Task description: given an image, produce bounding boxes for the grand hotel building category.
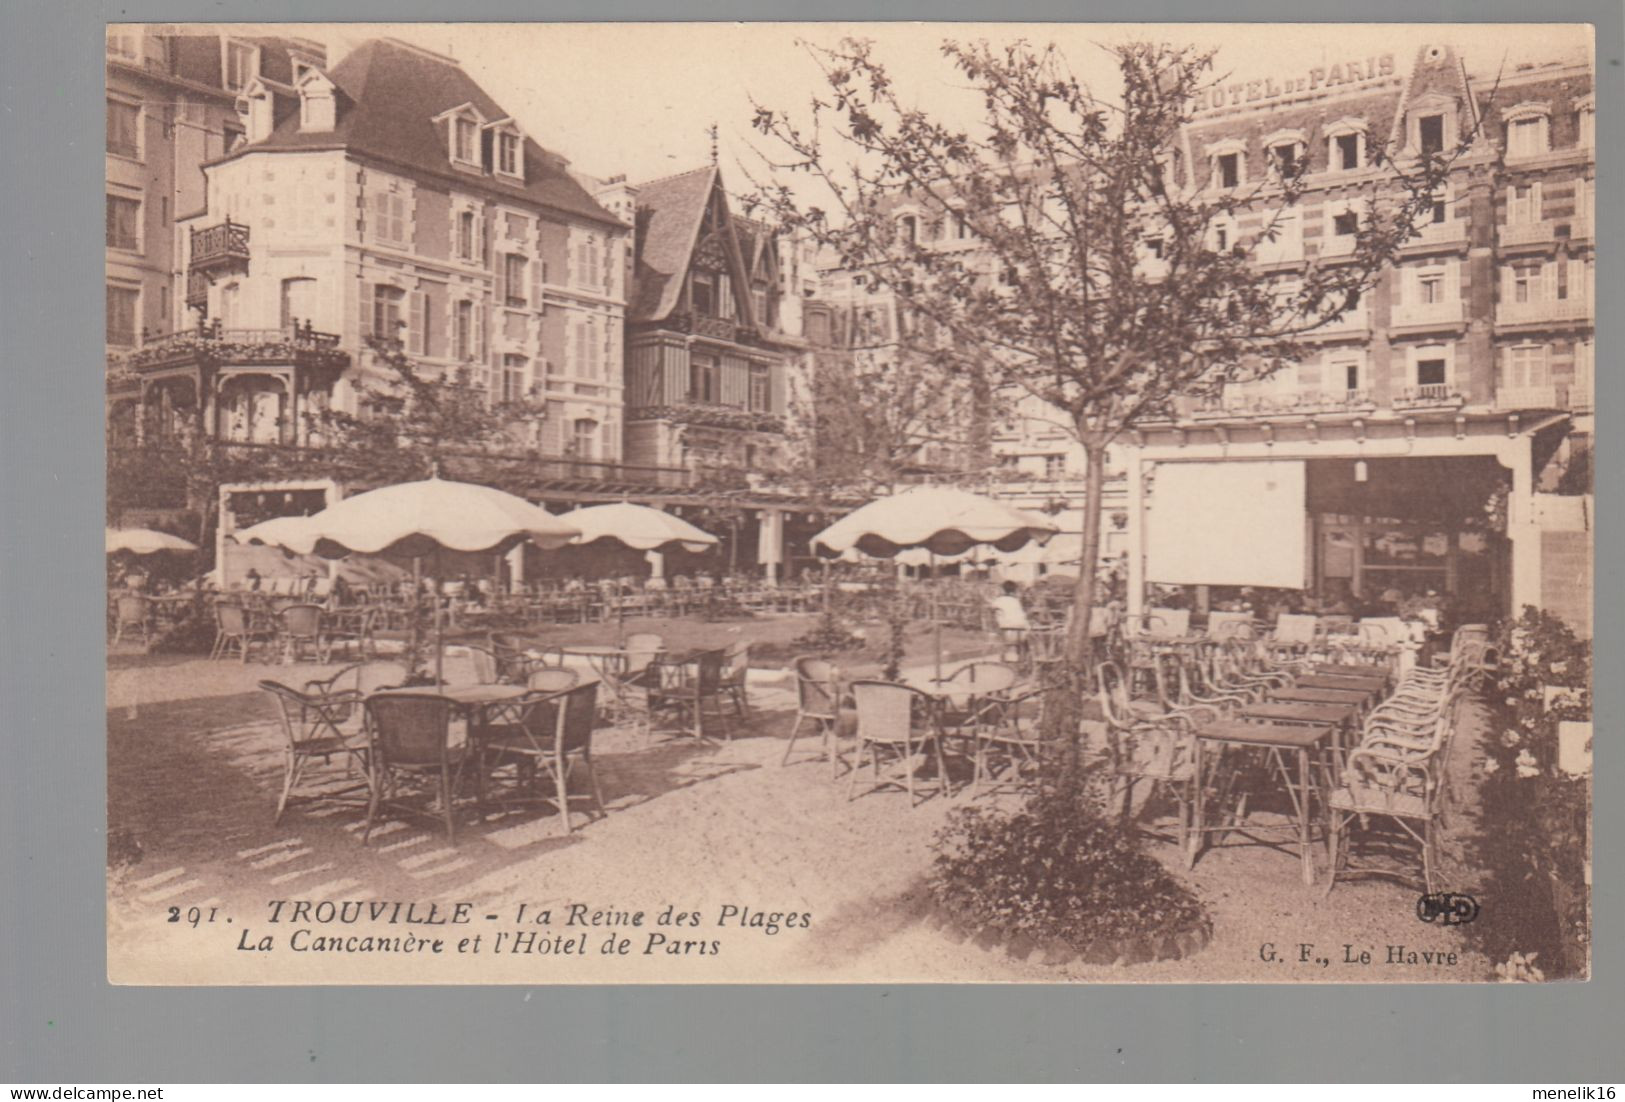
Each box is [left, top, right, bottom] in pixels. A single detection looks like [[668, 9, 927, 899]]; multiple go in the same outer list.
[[1114, 42, 1594, 633]]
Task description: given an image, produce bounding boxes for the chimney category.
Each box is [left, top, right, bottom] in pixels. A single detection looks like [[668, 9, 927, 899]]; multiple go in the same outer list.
[[594, 174, 639, 227]]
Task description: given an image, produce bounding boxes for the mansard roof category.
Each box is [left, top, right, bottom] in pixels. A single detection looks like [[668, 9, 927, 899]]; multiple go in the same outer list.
[[227, 37, 619, 227]]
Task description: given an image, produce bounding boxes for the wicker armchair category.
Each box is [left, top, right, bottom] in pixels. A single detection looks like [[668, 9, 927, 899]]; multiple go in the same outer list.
[[481, 682, 605, 834], [259, 679, 372, 825], [847, 680, 948, 806], [361, 693, 469, 844], [783, 656, 844, 774]]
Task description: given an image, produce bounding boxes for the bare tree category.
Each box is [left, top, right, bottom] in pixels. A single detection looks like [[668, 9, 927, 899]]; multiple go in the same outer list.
[[750, 37, 1479, 721]]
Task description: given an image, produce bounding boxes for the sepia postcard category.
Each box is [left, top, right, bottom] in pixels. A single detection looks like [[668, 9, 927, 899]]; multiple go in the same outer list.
[[105, 21, 1593, 984]]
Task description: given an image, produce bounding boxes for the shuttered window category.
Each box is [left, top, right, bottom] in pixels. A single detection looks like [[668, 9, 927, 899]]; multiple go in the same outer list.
[[503, 254, 527, 306], [372, 189, 408, 248], [409, 291, 428, 355]]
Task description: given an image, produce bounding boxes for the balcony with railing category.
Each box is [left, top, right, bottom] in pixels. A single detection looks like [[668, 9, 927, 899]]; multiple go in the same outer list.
[[124, 320, 347, 374], [188, 218, 251, 274], [1390, 298, 1466, 330], [1188, 387, 1377, 420], [1392, 383, 1466, 411], [1497, 295, 1592, 327], [665, 310, 760, 345], [627, 402, 786, 435]]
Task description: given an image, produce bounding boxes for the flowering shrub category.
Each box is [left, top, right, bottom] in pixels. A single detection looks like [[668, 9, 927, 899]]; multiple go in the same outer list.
[[1465, 607, 1591, 978], [929, 774, 1208, 950], [788, 597, 865, 656]]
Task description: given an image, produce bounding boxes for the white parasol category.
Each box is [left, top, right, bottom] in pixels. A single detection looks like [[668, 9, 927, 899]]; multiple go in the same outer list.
[[556, 502, 719, 554], [811, 486, 1058, 678], [557, 502, 720, 637], [106, 527, 199, 555], [236, 476, 579, 683]]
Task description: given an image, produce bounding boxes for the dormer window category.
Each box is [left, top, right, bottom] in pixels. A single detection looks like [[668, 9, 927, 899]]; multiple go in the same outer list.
[[497, 131, 521, 177], [1418, 114, 1445, 155], [296, 69, 336, 132], [223, 40, 258, 94], [454, 118, 478, 165], [1325, 120, 1366, 172], [898, 214, 918, 244], [1262, 131, 1306, 181], [1504, 105, 1550, 158], [1208, 141, 1246, 191]]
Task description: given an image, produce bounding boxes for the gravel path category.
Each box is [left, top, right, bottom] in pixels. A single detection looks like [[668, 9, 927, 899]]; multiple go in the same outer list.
[[107, 648, 1488, 984]]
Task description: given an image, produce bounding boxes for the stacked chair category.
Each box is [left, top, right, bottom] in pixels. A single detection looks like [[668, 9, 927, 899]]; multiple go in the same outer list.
[[1321, 640, 1480, 895]]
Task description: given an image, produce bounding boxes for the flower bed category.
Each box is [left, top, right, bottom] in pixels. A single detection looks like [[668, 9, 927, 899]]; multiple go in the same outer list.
[[1466, 607, 1591, 980], [928, 776, 1211, 968]]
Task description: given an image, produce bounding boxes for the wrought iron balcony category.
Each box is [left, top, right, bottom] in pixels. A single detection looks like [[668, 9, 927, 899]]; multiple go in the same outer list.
[[188, 218, 251, 273], [124, 321, 347, 373], [1392, 384, 1466, 411]]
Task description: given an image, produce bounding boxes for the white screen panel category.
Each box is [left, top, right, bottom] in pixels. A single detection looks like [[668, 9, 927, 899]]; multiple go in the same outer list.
[[1146, 460, 1307, 588]]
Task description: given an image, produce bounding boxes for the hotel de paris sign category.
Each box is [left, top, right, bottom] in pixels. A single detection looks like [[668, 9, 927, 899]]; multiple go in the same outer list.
[[1193, 53, 1399, 114]]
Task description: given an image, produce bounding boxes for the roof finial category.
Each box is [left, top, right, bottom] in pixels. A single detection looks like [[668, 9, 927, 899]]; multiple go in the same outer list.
[[708, 123, 719, 166]]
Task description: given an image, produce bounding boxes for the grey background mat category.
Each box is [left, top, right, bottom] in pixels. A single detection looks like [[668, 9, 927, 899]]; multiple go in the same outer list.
[[1, 0, 1620, 1082]]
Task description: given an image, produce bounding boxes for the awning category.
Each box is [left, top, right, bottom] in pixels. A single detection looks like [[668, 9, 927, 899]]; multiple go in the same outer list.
[[1147, 460, 1308, 588]]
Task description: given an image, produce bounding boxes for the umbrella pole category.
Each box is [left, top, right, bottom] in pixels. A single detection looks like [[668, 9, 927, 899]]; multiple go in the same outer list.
[[434, 549, 445, 689], [409, 556, 422, 680], [932, 550, 942, 682]]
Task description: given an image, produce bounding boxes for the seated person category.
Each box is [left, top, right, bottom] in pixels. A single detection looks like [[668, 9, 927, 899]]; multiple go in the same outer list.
[[990, 581, 1031, 662]]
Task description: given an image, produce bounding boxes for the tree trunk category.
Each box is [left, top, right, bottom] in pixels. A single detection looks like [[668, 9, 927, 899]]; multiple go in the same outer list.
[[1054, 436, 1108, 770]]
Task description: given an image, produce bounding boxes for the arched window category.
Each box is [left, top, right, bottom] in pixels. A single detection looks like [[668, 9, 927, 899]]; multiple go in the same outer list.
[[1503, 103, 1551, 159], [1262, 129, 1306, 179], [1323, 119, 1366, 172]]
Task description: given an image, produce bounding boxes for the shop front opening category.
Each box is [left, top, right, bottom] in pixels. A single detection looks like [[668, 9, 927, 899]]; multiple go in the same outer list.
[[1306, 456, 1510, 623]]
